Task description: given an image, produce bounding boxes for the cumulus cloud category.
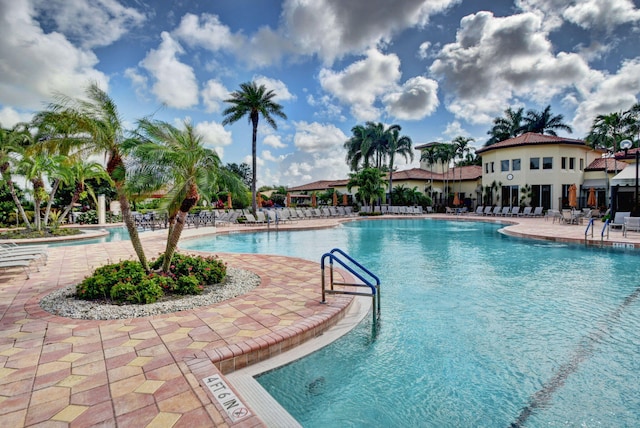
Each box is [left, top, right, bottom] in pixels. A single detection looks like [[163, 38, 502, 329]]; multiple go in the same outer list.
[[33, 0, 145, 48], [319, 49, 401, 121], [194, 120, 232, 157], [293, 121, 348, 153], [563, 0, 640, 31], [173, 13, 242, 51], [443, 120, 470, 139], [263, 134, 287, 149], [202, 79, 229, 113], [281, 0, 461, 64], [0, 107, 33, 127], [139, 31, 199, 109], [430, 11, 593, 124], [383, 76, 439, 120], [253, 76, 296, 102], [572, 58, 640, 134], [0, 1, 108, 109]]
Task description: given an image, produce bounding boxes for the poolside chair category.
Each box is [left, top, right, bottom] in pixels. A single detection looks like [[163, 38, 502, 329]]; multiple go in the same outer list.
[[623, 217, 640, 237], [532, 207, 544, 217], [491, 206, 502, 216], [255, 211, 267, 223], [426, 206, 434, 214], [499, 206, 510, 216], [518, 206, 532, 217], [0, 245, 48, 265], [445, 207, 455, 214], [0, 259, 33, 278], [473, 206, 484, 215], [509, 206, 520, 217], [610, 211, 631, 229], [483, 206, 493, 216]]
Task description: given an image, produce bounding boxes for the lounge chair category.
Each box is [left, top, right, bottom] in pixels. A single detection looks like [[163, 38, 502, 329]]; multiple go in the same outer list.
[[445, 207, 455, 214], [509, 206, 520, 216], [499, 207, 510, 216], [532, 207, 544, 217], [473, 206, 484, 215], [483, 206, 493, 216], [518, 206, 532, 217], [623, 217, 640, 237], [0, 259, 33, 278], [0, 246, 47, 265], [610, 211, 631, 229], [491, 206, 502, 216]]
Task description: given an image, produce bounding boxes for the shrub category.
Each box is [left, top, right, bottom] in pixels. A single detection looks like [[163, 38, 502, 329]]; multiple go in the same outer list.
[[76, 253, 227, 305]]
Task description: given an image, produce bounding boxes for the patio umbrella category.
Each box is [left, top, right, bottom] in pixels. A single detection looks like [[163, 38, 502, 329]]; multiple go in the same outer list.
[[587, 187, 596, 207], [342, 194, 348, 206], [333, 192, 338, 206], [452, 193, 460, 206], [568, 184, 577, 208], [311, 193, 317, 208], [257, 193, 263, 208], [226, 193, 232, 209], [286, 192, 291, 207]]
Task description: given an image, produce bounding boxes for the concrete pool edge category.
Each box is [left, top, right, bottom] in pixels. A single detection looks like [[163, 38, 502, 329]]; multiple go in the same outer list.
[[225, 295, 372, 428]]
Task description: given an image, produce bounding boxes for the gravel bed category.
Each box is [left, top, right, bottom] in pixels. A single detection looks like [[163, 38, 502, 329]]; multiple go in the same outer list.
[[40, 267, 260, 320]]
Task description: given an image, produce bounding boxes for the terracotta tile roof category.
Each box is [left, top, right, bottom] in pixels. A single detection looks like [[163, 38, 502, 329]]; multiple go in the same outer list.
[[288, 179, 348, 192], [414, 141, 441, 150], [390, 166, 482, 181], [585, 158, 629, 172], [476, 132, 586, 154]]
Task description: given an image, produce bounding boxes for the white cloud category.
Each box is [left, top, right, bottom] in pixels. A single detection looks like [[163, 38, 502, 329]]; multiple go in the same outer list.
[[194, 120, 232, 158], [293, 121, 348, 153], [563, 0, 640, 31], [173, 13, 241, 51], [383, 76, 439, 120], [572, 58, 640, 134], [430, 11, 593, 124], [0, 1, 108, 109], [253, 76, 296, 102], [0, 107, 33, 127], [281, 0, 462, 64], [263, 134, 287, 149], [124, 67, 148, 100], [33, 0, 145, 48], [201, 79, 229, 113], [319, 49, 401, 121], [139, 31, 199, 109], [443, 120, 469, 139], [417, 41, 432, 59]]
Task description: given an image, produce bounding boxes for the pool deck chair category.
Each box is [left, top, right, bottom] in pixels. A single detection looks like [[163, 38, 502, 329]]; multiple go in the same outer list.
[[473, 206, 484, 215], [532, 206, 544, 217], [483, 206, 493, 216], [623, 217, 640, 237], [0, 259, 33, 279], [518, 206, 532, 217], [610, 211, 631, 229]]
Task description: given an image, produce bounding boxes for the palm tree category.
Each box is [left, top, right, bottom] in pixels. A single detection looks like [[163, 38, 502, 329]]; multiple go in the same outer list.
[[46, 82, 149, 271], [222, 82, 287, 214], [347, 167, 385, 208], [127, 119, 224, 273], [486, 107, 525, 146], [523, 105, 573, 135], [435, 143, 455, 205], [420, 145, 438, 202], [383, 124, 413, 204], [586, 111, 628, 152], [57, 160, 112, 227], [452, 136, 474, 199], [344, 124, 368, 171], [0, 123, 33, 228]]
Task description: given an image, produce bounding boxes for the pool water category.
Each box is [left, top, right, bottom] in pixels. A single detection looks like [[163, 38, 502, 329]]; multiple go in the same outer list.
[[183, 219, 640, 427], [47, 227, 132, 247]]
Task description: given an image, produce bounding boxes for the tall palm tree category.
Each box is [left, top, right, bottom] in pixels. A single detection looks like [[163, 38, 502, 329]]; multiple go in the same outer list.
[[46, 82, 149, 271], [435, 143, 455, 205], [0, 123, 33, 228], [420, 145, 438, 202], [222, 81, 287, 214], [344, 124, 368, 171], [486, 107, 525, 146], [127, 119, 224, 273], [452, 136, 474, 198], [586, 111, 627, 152], [384, 124, 413, 204], [523, 105, 573, 135]]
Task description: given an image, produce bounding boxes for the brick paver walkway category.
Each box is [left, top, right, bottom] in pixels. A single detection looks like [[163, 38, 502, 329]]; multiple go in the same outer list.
[[1, 215, 638, 427]]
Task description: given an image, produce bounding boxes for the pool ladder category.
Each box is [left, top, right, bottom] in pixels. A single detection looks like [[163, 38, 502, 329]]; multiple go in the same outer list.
[[320, 248, 381, 325]]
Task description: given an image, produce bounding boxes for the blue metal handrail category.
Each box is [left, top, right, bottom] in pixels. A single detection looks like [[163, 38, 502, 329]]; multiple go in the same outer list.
[[584, 218, 594, 240], [320, 248, 381, 324], [601, 219, 610, 242]]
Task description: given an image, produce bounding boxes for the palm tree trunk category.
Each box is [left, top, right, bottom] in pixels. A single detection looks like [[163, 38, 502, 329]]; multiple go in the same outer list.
[[117, 183, 149, 272], [43, 179, 61, 227], [7, 179, 32, 228], [59, 184, 82, 226], [162, 187, 199, 272], [251, 118, 258, 215]]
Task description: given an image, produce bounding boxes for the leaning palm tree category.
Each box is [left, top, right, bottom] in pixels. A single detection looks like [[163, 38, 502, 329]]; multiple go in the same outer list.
[[46, 82, 149, 271], [222, 82, 287, 214], [383, 124, 413, 204], [0, 123, 33, 228], [523, 105, 573, 135], [57, 160, 112, 227], [127, 119, 223, 273]]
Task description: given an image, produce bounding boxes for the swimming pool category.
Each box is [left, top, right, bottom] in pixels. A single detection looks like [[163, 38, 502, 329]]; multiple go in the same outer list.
[[183, 219, 640, 426], [47, 227, 133, 247]]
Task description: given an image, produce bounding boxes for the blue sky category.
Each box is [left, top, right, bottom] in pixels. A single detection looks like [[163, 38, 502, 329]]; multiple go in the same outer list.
[[1, 0, 639, 187]]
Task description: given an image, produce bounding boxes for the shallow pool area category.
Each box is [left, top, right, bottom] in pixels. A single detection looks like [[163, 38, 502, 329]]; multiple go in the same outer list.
[[183, 219, 640, 426]]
